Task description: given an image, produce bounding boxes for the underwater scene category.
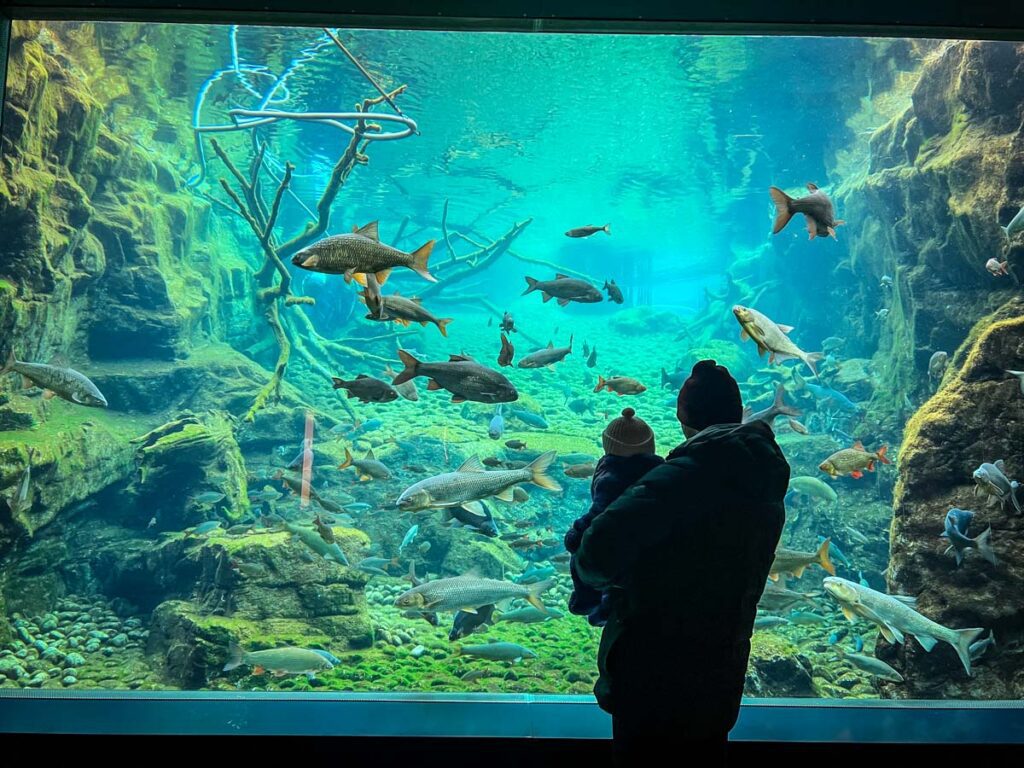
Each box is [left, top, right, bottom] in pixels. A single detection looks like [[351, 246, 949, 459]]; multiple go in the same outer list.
[[0, 21, 1022, 701]]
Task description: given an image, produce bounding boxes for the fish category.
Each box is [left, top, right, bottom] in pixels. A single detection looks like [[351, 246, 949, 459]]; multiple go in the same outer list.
[[272, 471, 345, 514], [821, 336, 846, 354], [875, 308, 890, 320], [188, 520, 222, 536], [223, 644, 333, 676], [286, 440, 314, 471], [660, 367, 687, 390], [770, 539, 835, 580], [290, 221, 436, 283], [586, 347, 598, 368], [563, 462, 596, 479], [507, 409, 549, 429], [331, 374, 399, 404], [192, 492, 226, 506], [787, 476, 838, 506], [565, 224, 610, 238], [482, 457, 504, 468], [382, 364, 419, 402], [312, 514, 336, 544], [499, 311, 516, 334], [333, 418, 383, 438], [733, 305, 823, 377], [792, 371, 861, 413], [518, 336, 573, 369], [512, 487, 530, 503], [497, 333, 515, 367], [787, 419, 808, 435], [941, 507, 997, 567], [835, 648, 904, 682], [582, 341, 590, 357], [757, 583, 822, 612], [338, 447, 391, 481], [498, 606, 563, 624], [360, 291, 453, 336], [513, 564, 556, 584], [283, 521, 349, 565], [818, 535, 851, 568], [819, 441, 891, 480], [1001, 205, 1024, 238], [392, 350, 518, 404], [361, 271, 387, 320], [522, 274, 603, 306], [769, 183, 845, 240], [603, 279, 624, 304], [754, 616, 789, 629], [359, 556, 396, 570], [399, 524, 419, 553], [442, 500, 499, 537], [823, 577, 985, 676], [985, 258, 1010, 276], [1007, 370, 1024, 395], [4, 449, 32, 518], [461, 669, 488, 682], [505, 439, 527, 450], [310, 649, 342, 666], [845, 526, 870, 545], [488, 406, 505, 440], [789, 610, 828, 625], [972, 460, 1022, 513], [449, 604, 496, 640], [742, 384, 802, 427], [456, 642, 538, 662], [1, 350, 108, 407], [566, 397, 595, 415], [879, 275, 893, 289], [594, 375, 646, 396], [395, 574, 555, 614], [396, 452, 560, 511], [969, 630, 996, 661], [928, 351, 948, 381]]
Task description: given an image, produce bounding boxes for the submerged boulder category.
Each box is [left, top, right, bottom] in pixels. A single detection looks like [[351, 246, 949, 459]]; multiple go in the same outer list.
[[888, 298, 1024, 698]]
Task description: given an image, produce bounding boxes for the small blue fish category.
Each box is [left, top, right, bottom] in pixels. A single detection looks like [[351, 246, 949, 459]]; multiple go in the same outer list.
[[508, 409, 549, 429], [190, 520, 222, 536], [514, 564, 556, 584], [854, 635, 864, 653], [310, 649, 342, 665], [794, 371, 860, 413], [969, 630, 996, 661], [857, 570, 870, 588], [827, 628, 848, 645], [488, 405, 504, 440], [818, 535, 851, 569], [344, 503, 372, 513], [399, 524, 419, 554]]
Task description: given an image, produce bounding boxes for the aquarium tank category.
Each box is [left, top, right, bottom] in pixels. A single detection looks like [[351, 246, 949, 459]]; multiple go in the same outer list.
[[0, 19, 1022, 722]]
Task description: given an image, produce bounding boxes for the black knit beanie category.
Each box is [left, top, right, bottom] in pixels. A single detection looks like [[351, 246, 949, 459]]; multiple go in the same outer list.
[[676, 359, 743, 431]]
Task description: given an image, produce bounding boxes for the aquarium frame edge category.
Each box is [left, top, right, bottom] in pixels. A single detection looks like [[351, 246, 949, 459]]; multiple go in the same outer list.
[[4, 4, 1024, 41], [0, 15, 8, 147], [1, 691, 1023, 742]]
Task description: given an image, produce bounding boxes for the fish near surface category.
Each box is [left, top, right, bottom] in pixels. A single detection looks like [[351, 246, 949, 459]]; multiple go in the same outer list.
[[290, 221, 436, 283], [518, 335, 573, 369], [769, 183, 845, 240], [522, 274, 603, 306], [392, 350, 518, 404], [332, 374, 399, 404], [1, 350, 107, 407], [338, 447, 391, 481], [733, 305, 823, 377], [395, 573, 554, 614], [565, 223, 610, 238], [395, 452, 561, 511], [823, 577, 985, 676], [819, 441, 891, 479]]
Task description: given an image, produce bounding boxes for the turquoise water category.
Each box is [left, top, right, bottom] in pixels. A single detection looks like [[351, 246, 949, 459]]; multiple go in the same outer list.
[[0, 22, 1019, 700]]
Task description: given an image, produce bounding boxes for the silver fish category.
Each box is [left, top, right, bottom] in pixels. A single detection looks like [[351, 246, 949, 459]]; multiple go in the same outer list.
[[395, 573, 554, 614], [518, 336, 573, 369], [2, 351, 107, 407]]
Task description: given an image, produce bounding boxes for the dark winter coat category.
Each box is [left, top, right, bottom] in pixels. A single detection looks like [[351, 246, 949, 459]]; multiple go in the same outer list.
[[575, 421, 789, 733], [564, 453, 666, 626]]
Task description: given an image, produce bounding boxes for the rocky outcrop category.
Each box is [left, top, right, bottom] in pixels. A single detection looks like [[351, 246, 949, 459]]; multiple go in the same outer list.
[[839, 41, 1024, 431], [887, 298, 1024, 697]]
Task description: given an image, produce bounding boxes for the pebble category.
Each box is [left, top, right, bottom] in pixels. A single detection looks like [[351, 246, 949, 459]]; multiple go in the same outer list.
[[16, 627, 32, 643], [41, 647, 63, 662], [87, 630, 109, 641], [0, 658, 26, 680], [41, 618, 58, 632], [411, 645, 426, 658], [62, 675, 77, 686], [26, 671, 48, 687], [68, 637, 81, 649], [64, 653, 86, 667], [48, 667, 62, 678], [110, 634, 128, 648], [85, 640, 101, 653], [102, 647, 115, 657]]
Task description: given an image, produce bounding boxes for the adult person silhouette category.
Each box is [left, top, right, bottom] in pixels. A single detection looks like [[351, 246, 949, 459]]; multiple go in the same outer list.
[[576, 359, 790, 767]]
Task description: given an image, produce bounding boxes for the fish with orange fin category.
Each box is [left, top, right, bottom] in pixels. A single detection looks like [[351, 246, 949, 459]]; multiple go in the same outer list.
[[358, 290, 452, 336], [769, 183, 845, 240], [819, 441, 892, 479], [290, 220, 436, 284], [594, 375, 646, 396]]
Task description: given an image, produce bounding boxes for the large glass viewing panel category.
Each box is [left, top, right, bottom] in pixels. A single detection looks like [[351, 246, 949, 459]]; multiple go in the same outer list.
[[0, 19, 1022, 727]]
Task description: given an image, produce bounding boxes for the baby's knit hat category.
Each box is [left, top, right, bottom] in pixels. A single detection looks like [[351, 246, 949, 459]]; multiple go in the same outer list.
[[602, 407, 655, 456]]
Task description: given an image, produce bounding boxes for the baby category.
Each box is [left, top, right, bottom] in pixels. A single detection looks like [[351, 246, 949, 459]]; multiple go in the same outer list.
[[564, 407, 664, 626]]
